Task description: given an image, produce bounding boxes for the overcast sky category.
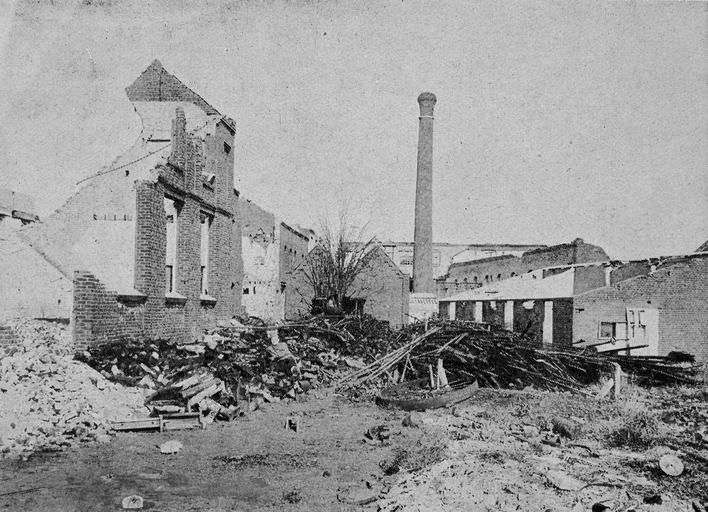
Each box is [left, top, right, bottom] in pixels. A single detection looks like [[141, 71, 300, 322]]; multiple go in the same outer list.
[[1, 0, 706, 260]]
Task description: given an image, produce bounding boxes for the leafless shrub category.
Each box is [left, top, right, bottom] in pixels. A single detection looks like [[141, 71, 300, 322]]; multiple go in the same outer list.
[[300, 207, 379, 312], [608, 408, 662, 449]]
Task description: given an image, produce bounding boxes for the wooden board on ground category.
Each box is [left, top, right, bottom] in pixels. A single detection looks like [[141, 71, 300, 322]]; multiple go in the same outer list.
[[161, 412, 203, 431], [111, 418, 162, 432]]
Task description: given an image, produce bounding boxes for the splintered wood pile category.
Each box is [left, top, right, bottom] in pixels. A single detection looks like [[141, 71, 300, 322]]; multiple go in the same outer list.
[[336, 322, 702, 394]]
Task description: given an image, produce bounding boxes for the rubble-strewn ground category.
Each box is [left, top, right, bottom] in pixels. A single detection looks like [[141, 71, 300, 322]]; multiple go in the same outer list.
[[1, 382, 706, 511]]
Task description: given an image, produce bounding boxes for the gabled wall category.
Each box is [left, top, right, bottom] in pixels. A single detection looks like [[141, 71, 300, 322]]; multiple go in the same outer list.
[[19, 61, 242, 350]]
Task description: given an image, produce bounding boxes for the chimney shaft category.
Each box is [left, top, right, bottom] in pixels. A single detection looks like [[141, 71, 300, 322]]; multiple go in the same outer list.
[[412, 92, 436, 294]]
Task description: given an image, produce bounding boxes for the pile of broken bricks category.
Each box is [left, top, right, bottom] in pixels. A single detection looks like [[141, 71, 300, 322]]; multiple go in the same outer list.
[[78, 316, 379, 431], [0, 320, 148, 459]]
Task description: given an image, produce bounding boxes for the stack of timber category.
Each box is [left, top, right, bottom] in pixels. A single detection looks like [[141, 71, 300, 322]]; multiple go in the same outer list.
[[336, 321, 702, 396]]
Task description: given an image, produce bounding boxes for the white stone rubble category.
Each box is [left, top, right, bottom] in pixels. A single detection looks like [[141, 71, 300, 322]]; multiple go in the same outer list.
[[0, 320, 148, 458]]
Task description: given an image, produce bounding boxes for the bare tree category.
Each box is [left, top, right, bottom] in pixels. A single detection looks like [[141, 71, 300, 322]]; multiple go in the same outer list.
[[300, 209, 379, 313]]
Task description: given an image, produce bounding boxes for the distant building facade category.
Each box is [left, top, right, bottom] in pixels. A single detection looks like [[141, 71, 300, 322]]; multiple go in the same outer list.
[[382, 241, 544, 282], [285, 246, 410, 328], [241, 199, 310, 321], [441, 253, 708, 362], [437, 238, 609, 298]]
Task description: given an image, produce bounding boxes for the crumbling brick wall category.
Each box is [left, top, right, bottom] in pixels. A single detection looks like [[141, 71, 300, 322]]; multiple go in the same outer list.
[[0, 325, 20, 356], [573, 256, 708, 361], [72, 271, 147, 351], [441, 239, 609, 296]]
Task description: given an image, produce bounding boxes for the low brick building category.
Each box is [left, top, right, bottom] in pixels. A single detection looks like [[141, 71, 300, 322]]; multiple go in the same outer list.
[[241, 199, 310, 321], [18, 60, 243, 350], [284, 246, 410, 328], [574, 254, 708, 361], [441, 253, 708, 362], [437, 238, 609, 298]]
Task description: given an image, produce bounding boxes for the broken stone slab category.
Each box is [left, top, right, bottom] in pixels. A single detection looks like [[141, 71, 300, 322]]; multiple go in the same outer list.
[[546, 470, 585, 491], [159, 440, 183, 454], [122, 495, 144, 509]]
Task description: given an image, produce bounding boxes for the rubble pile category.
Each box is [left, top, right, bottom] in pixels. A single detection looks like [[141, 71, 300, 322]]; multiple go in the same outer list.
[[77, 315, 398, 418], [0, 320, 147, 459]]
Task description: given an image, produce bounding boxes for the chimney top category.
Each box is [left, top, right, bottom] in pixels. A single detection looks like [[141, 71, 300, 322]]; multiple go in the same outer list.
[[417, 92, 437, 117]]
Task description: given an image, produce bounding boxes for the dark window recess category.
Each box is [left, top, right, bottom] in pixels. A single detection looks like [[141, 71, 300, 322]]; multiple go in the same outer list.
[[224, 142, 232, 154], [243, 288, 250, 295], [166, 265, 174, 293], [200, 266, 207, 295], [599, 321, 628, 340]]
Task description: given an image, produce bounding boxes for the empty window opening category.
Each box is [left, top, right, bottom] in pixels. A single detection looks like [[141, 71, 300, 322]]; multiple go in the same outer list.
[[165, 197, 180, 293], [200, 213, 213, 295], [599, 321, 628, 340], [223, 142, 232, 154]]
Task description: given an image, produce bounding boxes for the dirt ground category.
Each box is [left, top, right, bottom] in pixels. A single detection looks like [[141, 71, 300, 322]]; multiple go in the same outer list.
[[1, 384, 707, 512]]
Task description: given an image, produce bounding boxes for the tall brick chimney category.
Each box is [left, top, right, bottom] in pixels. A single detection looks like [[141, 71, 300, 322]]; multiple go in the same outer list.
[[412, 92, 436, 294]]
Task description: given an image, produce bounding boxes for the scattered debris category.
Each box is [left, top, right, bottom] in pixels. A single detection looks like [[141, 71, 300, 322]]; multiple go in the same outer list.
[[284, 416, 299, 432], [365, 425, 391, 444], [282, 490, 302, 504]]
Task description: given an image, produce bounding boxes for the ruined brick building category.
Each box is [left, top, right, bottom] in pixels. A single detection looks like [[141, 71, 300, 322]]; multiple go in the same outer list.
[[241, 199, 310, 321], [14, 60, 242, 349]]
